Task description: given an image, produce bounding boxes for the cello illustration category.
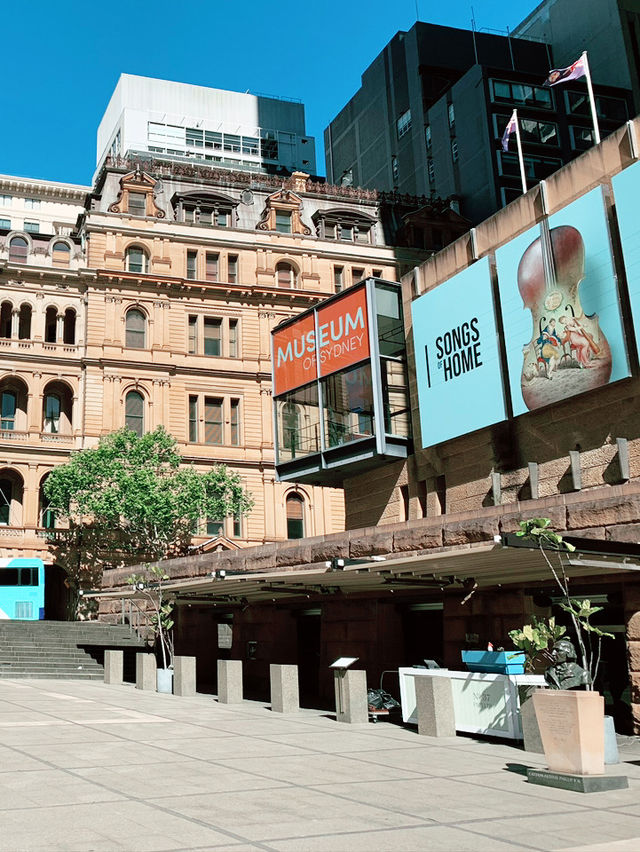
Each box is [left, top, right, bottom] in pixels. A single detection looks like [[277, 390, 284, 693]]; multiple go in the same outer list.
[[517, 223, 611, 411]]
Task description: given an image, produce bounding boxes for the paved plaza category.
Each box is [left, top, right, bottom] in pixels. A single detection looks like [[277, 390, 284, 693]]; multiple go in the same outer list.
[[0, 680, 640, 851]]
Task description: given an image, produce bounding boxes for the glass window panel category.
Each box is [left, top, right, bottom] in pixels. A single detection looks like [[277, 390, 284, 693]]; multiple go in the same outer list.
[[204, 318, 222, 356], [230, 399, 240, 446], [204, 398, 223, 444], [217, 211, 229, 227], [382, 359, 410, 437], [44, 394, 61, 433], [126, 247, 147, 274], [229, 319, 238, 357], [189, 395, 198, 442], [1, 392, 16, 430], [334, 266, 343, 293], [340, 225, 353, 241], [24, 221, 39, 234], [0, 568, 18, 585], [199, 209, 212, 225], [286, 494, 305, 539], [188, 315, 197, 354], [206, 253, 219, 282], [128, 192, 146, 215], [0, 479, 11, 524], [322, 363, 375, 449], [0, 218, 10, 229], [207, 519, 224, 536], [9, 237, 28, 262], [376, 283, 405, 357], [187, 250, 198, 279], [228, 255, 238, 284], [276, 211, 291, 233], [125, 391, 144, 436], [352, 268, 364, 284], [276, 384, 320, 463], [125, 309, 146, 348], [232, 513, 242, 537]]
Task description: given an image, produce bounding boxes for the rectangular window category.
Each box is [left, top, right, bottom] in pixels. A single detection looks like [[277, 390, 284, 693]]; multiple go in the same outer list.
[[188, 315, 198, 354], [188, 395, 198, 442], [24, 221, 39, 233], [451, 139, 459, 163], [276, 210, 292, 234], [232, 513, 242, 538], [448, 103, 455, 128], [204, 318, 222, 356], [206, 519, 224, 536], [229, 319, 239, 357], [228, 255, 238, 284], [490, 78, 552, 109], [0, 219, 10, 230], [217, 210, 230, 227], [187, 250, 198, 280], [428, 158, 435, 185], [352, 267, 364, 284], [324, 223, 336, 239], [199, 209, 212, 226], [1, 391, 16, 431], [569, 125, 595, 150], [340, 225, 353, 241], [206, 252, 219, 282], [128, 192, 146, 216], [0, 195, 11, 206], [397, 109, 412, 138], [334, 266, 344, 293], [355, 227, 370, 244], [425, 124, 432, 151], [204, 397, 223, 444], [372, 269, 382, 278], [230, 399, 240, 446], [25, 198, 40, 210]]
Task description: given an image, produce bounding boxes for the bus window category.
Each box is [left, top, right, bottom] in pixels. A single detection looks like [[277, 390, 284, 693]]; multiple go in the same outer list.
[[20, 568, 37, 586], [0, 568, 19, 585]]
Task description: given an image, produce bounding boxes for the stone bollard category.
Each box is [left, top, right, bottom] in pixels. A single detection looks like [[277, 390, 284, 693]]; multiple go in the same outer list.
[[270, 664, 299, 714], [173, 656, 196, 697], [414, 675, 456, 737], [217, 659, 243, 704], [136, 653, 157, 691], [334, 669, 368, 724], [104, 650, 123, 685], [521, 689, 544, 753]]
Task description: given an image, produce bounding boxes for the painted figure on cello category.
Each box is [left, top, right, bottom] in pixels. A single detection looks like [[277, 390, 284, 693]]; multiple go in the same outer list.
[[517, 224, 611, 410]]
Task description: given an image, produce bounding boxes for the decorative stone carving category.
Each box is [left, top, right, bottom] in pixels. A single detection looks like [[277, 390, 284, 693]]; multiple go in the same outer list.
[[256, 189, 312, 236], [108, 169, 166, 219]]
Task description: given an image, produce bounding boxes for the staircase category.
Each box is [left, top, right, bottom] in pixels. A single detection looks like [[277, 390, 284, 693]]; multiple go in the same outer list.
[[0, 621, 147, 680]]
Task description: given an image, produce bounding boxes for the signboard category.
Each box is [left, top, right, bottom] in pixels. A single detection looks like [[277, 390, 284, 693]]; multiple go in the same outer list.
[[411, 257, 506, 447], [272, 285, 370, 396], [612, 161, 640, 357], [496, 187, 629, 417]]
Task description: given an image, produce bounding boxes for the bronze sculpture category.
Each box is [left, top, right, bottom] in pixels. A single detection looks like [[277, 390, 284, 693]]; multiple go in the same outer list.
[[544, 638, 591, 690]]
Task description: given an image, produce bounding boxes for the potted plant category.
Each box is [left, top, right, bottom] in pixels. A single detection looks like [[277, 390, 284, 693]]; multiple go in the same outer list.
[[514, 519, 614, 776], [127, 565, 175, 694], [509, 615, 567, 673]]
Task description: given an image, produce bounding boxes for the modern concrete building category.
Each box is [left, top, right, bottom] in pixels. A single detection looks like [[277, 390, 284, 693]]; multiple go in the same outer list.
[[514, 0, 640, 112], [96, 74, 317, 179], [324, 21, 633, 224]]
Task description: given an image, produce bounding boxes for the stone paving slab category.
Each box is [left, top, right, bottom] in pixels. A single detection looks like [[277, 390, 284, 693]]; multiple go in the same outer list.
[[0, 679, 638, 851]]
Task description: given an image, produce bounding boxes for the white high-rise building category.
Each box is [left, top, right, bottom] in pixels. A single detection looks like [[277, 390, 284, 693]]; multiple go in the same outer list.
[[96, 74, 317, 178]]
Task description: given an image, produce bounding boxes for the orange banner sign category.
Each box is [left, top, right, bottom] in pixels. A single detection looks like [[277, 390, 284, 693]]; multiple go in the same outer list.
[[272, 313, 317, 396], [317, 286, 369, 377]]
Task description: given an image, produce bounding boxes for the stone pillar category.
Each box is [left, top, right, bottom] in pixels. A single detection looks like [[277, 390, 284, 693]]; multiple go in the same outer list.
[[11, 309, 19, 339], [270, 664, 299, 714], [174, 655, 196, 697], [334, 669, 368, 724], [56, 313, 64, 343], [136, 653, 156, 691], [414, 675, 456, 737], [521, 689, 544, 753], [217, 659, 243, 704], [104, 650, 123, 685]]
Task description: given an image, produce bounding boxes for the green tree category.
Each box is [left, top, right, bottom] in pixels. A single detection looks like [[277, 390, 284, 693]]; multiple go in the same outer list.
[[44, 427, 253, 615]]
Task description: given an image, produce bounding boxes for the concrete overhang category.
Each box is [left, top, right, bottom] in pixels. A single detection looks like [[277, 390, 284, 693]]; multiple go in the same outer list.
[[87, 538, 640, 607]]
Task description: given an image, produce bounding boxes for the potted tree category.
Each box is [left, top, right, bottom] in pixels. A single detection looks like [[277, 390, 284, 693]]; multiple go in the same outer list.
[[127, 565, 175, 693], [514, 519, 614, 777]]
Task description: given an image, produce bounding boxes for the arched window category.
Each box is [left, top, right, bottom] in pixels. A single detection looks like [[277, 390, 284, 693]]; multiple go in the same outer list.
[[39, 475, 55, 529], [63, 308, 76, 345], [276, 262, 296, 289], [125, 390, 144, 436], [9, 237, 28, 263], [286, 493, 305, 539], [52, 241, 71, 267], [0, 301, 12, 338], [125, 246, 149, 274], [1, 390, 17, 430], [0, 471, 23, 526], [45, 307, 58, 343], [43, 393, 61, 433], [125, 308, 146, 349], [18, 304, 31, 340]]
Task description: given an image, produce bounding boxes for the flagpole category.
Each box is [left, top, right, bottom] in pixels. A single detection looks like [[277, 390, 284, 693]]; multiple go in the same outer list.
[[581, 51, 601, 145], [513, 109, 528, 194]]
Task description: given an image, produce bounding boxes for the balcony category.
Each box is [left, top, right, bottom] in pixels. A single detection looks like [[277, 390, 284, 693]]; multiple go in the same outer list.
[[0, 430, 75, 447]]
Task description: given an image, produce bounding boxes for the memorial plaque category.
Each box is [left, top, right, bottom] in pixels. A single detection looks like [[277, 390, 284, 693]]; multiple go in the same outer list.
[[533, 689, 605, 775]]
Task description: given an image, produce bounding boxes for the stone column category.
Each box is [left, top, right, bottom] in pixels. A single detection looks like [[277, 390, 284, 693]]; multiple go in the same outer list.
[[270, 664, 299, 714], [334, 669, 368, 724], [174, 656, 196, 697], [104, 650, 123, 685], [414, 675, 456, 737], [11, 309, 19, 339], [56, 313, 64, 343], [136, 653, 156, 691], [217, 659, 243, 704]]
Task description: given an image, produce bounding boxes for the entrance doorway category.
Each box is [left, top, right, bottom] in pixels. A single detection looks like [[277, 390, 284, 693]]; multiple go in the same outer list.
[[297, 608, 322, 708], [403, 603, 444, 668]]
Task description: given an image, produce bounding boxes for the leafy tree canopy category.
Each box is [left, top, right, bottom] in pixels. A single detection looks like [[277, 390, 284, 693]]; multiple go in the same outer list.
[[44, 428, 253, 594]]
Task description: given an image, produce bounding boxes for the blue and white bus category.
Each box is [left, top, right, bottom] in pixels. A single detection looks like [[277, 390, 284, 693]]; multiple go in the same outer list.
[[0, 558, 45, 620]]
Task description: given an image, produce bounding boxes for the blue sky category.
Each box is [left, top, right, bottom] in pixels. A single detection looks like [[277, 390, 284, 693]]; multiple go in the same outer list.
[[1, 0, 540, 186]]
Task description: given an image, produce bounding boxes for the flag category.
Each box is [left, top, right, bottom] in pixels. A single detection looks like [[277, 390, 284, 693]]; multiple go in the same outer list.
[[543, 55, 586, 87], [501, 110, 517, 152]]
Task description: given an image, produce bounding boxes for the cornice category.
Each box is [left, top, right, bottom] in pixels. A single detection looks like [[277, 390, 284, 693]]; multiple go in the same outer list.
[[0, 175, 90, 203]]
